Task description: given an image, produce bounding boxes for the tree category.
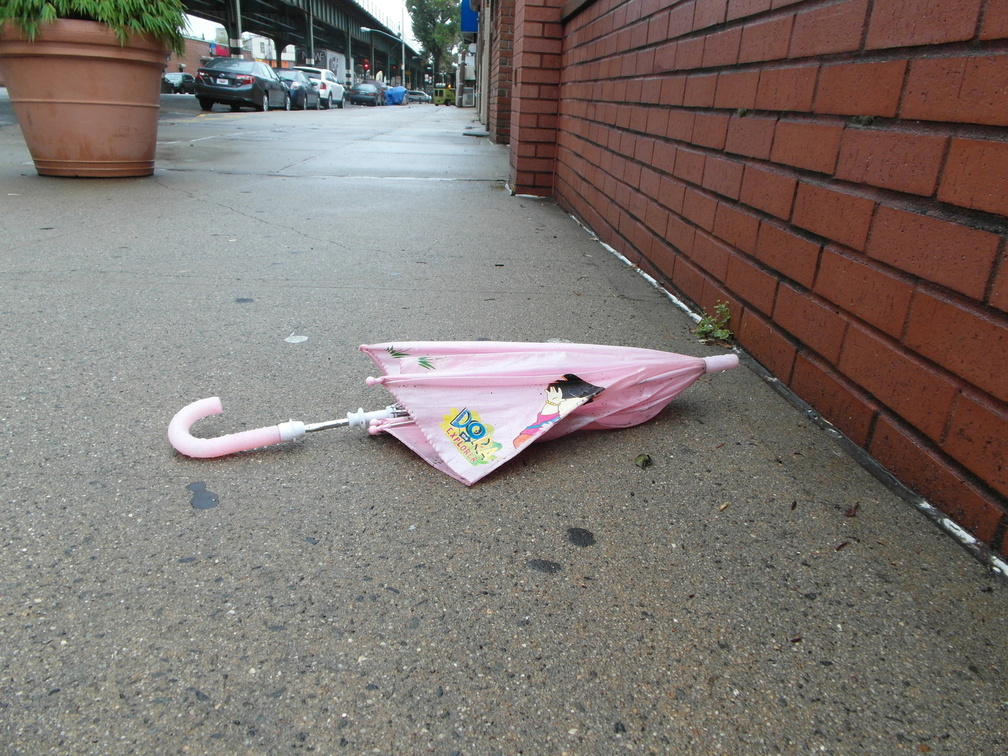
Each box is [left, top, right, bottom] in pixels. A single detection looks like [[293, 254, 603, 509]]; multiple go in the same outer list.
[[406, 0, 460, 83]]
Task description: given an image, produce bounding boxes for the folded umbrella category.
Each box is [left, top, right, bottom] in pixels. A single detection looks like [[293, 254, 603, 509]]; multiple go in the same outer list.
[[169, 341, 738, 485]]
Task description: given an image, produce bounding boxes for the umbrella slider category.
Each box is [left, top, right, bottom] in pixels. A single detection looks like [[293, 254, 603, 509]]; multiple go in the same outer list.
[[304, 405, 407, 433]]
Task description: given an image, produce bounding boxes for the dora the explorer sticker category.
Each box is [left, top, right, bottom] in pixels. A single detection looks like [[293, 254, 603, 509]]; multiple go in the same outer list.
[[441, 408, 503, 466], [441, 374, 603, 467]]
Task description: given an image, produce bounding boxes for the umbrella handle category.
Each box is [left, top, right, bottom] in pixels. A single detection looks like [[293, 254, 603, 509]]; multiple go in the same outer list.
[[168, 396, 306, 458], [703, 354, 739, 372]]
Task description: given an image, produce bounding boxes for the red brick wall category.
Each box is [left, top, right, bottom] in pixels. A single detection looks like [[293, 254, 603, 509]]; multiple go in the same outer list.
[[509, 0, 564, 194], [507, 0, 1008, 553], [489, 0, 516, 144]]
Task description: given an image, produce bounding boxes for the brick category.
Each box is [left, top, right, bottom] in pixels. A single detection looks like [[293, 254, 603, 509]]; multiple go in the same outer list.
[[645, 106, 670, 137], [694, 0, 729, 30], [639, 163, 662, 200], [672, 255, 708, 305], [676, 36, 706, 70], [703, 27, 742, 68], [790, 354, 877, 446], [649, 237, 679, 281], [724, 114, 777, 160], [839, 324, 959, 441], [755, 65, 818, 111], [727, 250, 778, 313], [740, 164, 797, 219], [866, 0, 983, 48], [836, 128, 947, 197], [727, 0, 772, 22], [944, 394, 1008, 498], [792, 183, 875, 251], [771, 120, 843, 174], [993, 262, 1008, 314], [938, 138, 1008, 216], [736, 307, 798, 380], [869, 414, 1006, 543], [633, 48, 657, 77], [654, 40, 679, 72], [659, 75, 687, 105], [701, 154, 744, 199], [902, 55, 1008, 127], [754, 220, 821, 288], [692, 113, 730, 150], [666, 213, 697, 254], [683, 73, 718, 107], [644, 197, 670, 239], [682, 187, 718, 230], [635, 137, 657, 166], [774, 284, 848, 363], [668, 1, 697, 37], [904, 290, 1008, 404], [980, 0, 1008, 39], [714, 202, 761, 250], [867, 207, 1000, 300], [647, 11, 672, 45], [789, 0, 869, 57], [814, 246, 914, 338], [814, 60, 907, 118], [739, 15, 794, 64], [714, 69, 760, 109], [691, 231, 732, 279], [674, 146, 706, 185], [659, 175, 687, 214], [666, 108, 697, 141], [640, 77, 663, 105]]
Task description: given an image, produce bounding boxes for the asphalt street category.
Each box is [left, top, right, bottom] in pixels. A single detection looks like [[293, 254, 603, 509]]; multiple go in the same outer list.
[[1, 92, 1006, 754]]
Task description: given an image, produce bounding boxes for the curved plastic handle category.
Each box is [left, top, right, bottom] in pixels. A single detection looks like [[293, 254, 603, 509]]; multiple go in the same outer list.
[[168, 397, 304, 458]]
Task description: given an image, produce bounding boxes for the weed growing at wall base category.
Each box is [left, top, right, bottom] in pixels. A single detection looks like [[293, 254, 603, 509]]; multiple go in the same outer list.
[[695, 301, 733, 345]]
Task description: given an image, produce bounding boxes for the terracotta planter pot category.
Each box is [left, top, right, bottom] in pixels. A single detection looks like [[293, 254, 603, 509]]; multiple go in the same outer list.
[[0, 19, 168, 177]]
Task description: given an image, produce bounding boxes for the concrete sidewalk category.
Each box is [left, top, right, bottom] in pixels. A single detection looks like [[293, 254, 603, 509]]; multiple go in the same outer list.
[[1, 103, 1006, 753]]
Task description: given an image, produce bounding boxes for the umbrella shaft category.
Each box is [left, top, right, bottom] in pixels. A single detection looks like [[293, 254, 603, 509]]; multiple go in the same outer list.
[[304, 405, 407, 433], [304, 419, 349, 432]]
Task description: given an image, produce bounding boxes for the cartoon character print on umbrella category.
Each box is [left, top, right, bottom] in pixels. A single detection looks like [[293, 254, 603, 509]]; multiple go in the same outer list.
[[513, 374, 604, 448]]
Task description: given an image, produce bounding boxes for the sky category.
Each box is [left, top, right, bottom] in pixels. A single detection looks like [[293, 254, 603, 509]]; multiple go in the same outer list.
[[185, 1, 418, 48]]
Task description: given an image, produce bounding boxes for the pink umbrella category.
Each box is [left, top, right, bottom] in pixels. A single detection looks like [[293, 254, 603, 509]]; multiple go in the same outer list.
[[169, 341, 738, 485]]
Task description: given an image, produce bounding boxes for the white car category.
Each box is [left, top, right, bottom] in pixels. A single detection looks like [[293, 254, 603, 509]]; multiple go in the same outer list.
[[292, 67, 345, 109]]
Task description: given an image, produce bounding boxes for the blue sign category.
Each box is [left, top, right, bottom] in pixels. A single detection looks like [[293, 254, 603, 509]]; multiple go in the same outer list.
[[460, 1, 479, 34]]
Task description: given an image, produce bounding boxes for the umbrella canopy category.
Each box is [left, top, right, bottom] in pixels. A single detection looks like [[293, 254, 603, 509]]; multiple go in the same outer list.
[[360, 341, 738, 485]]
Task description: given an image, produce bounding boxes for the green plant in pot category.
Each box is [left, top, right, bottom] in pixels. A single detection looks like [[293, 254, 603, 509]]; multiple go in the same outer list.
[[0, 0, 187, 177]]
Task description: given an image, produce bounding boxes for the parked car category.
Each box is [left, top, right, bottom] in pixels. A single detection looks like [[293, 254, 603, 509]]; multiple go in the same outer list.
[[407, 90, 432, 103], [195, 58, 289, 112], [162, 72, 195, 94], [347, 81, 383, 106], [275, 68, 320, 110], [291, 66, 345, 109]]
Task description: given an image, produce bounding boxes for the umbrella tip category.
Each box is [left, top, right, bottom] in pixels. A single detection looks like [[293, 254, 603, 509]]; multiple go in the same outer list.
[[703, 354, 739, 373], [366, 376, 384, 386]]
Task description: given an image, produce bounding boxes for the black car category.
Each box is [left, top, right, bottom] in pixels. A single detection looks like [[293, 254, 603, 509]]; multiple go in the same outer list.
[[195, 58, 289, 112], [162, 72, 195, 94], [275, 68, 320, 110], [348, 82, 382, 106]]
